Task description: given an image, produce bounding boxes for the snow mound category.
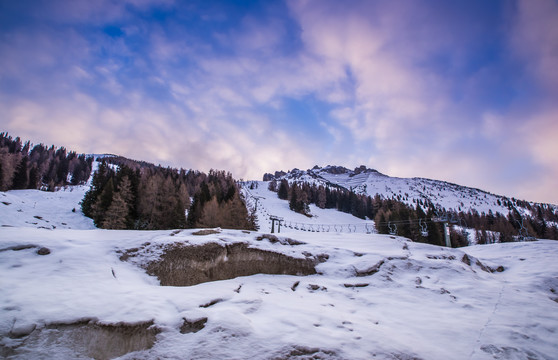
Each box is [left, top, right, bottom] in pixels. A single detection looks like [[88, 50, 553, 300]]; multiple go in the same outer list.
[[1, 227, 557, 359]]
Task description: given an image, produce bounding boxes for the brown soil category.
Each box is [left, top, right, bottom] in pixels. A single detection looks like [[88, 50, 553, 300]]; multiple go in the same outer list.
[[146, 242, 320, 286]]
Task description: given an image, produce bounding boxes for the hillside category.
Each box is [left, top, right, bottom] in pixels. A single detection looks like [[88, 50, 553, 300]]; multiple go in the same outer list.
[[1, 189, 558, 359], [265, 165, 557, 215], [257, 166, 558, 245], [2, 157, 558, 359]]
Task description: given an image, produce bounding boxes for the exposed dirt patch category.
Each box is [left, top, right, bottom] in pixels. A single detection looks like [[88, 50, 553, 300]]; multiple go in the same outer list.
[[307, 284, 327, 292], [192, 229, 221, 236], [145, 242, 322, 286], [0, 244, 38, 252], [272, 345, 338, 359], [3, 319, 159, 360], [256, 234, 305, 245], [180, 317, 207, 334], [461, 254, 504, 273], [199, 299, 224, 308], [426, 254, 456, 260], [344, 283, 369, 288], [354, 260, 384, 277]]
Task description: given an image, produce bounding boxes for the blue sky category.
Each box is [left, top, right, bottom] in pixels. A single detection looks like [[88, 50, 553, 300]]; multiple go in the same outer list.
[[1, 0, 557, 204]]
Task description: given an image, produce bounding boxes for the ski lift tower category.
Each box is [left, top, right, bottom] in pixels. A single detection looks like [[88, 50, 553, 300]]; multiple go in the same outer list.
[[432, 211, 458, 247], [511, 205, 536, 242], [252, 195, 265, 213], [269, 215, 284, 234]]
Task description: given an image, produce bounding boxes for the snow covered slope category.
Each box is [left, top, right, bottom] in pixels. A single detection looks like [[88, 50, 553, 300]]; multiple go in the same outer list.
[[1, 184, 557, 359], [269, 165, 553, 215], [0, 186, 95, 230], [1, 227, 557, 359], [242, 181, 374, 234]]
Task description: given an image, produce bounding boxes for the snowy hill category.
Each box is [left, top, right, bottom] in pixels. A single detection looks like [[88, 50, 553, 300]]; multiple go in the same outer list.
[[266, 165, 556, 216], [1, 175, 557, 358], [1, 224, 558, 359]]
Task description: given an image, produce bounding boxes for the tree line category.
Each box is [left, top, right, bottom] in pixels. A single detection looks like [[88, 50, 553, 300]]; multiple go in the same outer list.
[[81, 157, 256, 231], [0, 133, 92, 191], [269, 179, 558, 246]]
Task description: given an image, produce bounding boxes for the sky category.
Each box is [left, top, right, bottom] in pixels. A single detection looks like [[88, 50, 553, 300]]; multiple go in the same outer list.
[[0, 0, 557, 205]]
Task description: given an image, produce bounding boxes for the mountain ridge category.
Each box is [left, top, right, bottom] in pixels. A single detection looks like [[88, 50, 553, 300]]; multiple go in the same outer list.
[[263, 165, 557, 216]]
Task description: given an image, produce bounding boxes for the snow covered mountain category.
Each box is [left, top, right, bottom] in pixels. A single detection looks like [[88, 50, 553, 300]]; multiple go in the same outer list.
[[265, 165, 555, 216]]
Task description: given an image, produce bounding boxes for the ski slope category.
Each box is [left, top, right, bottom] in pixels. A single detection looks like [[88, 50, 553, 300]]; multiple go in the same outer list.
[[0, 186, 95, 230], [242, 181, 374, 234]]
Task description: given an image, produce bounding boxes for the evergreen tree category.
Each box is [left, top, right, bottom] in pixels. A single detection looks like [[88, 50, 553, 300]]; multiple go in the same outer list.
[[198, 197, 220, 228], [92, 177, 114, 226], [278, 180, 289, 200], [289, 184, 299, 212], [374, 210, 388, 234], [81, 161, 112, 218], [101, 192, 128, 229], [12, 157, 28, 189], [268, 179, 277, 192], [316, 186, 326, 209], [28, 165, 40, 189]]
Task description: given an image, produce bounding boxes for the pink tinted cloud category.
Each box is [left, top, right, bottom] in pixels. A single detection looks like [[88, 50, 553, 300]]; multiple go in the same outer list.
[[512, 0, 558, 94], [288, 0, 447, 146]]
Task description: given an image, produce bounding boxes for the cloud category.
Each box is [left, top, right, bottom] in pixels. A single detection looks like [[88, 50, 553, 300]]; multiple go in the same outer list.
[[1, 0, 557, 204], [284, 0, 558, 204], [511, 0, 558, 94]]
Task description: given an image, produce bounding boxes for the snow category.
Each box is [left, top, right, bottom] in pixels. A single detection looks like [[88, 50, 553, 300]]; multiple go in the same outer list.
[[0, 186, 95, 230], [1, 186, 558, 359], [274, 166, 554, 216], [242, 182, 374, 234]]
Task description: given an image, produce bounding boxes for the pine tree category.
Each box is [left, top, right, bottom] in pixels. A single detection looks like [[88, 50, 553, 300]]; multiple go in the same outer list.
[[198, 197, 220, 228], [12, 157, 28, 189], [82, 161, 112, 218], [170, 198, 187, 229], [278, 180, 289, 200], [268, 180, 277, 192], [316, 186, 326, 209], [289, 184, 298, 212], [101, 192, 128, 229], [28, 165, 40, 189], [117, 175, 134, 226], [92, 177, 114, 226], [374, 210, 388, 234]]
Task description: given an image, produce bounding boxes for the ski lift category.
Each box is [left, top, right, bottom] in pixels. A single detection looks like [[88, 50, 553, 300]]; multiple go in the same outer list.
[[334, 225, 339, 232], [350, 224, 357, 233], [458, 219, 469, 240], [419, 219, 429, 237], [388, 222, 397, 236], [514, 216, 535, 241], [365, 223, 372, 234], [325, 225, 331, 232]]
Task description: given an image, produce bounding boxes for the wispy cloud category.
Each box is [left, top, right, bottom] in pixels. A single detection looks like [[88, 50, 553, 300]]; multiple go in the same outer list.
[[0, 0, 556, 203]]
